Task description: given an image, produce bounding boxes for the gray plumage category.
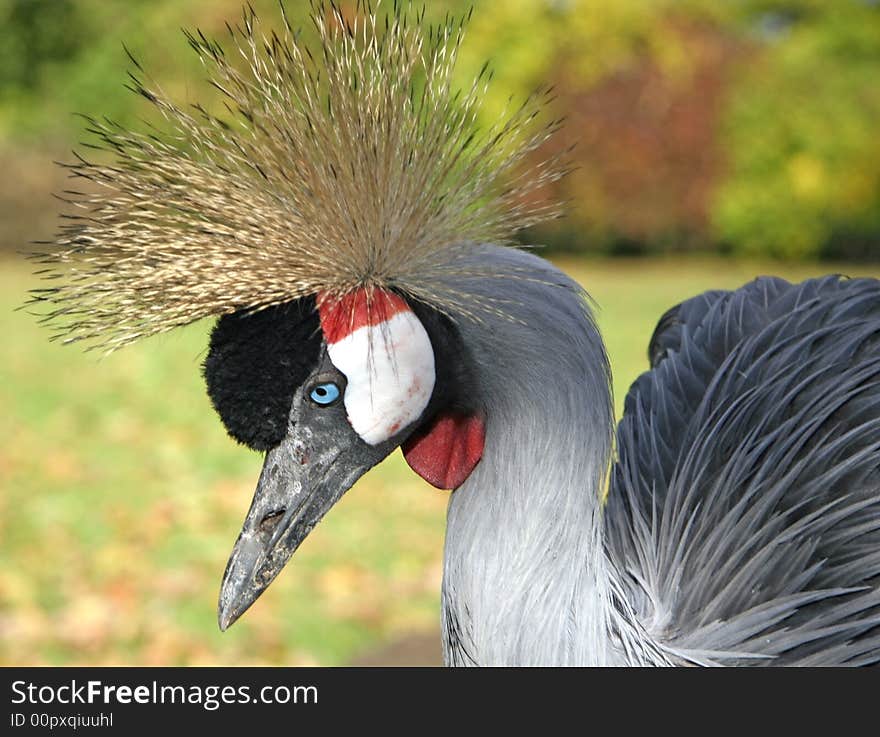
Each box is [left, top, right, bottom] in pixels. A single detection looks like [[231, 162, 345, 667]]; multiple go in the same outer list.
[[434, 245, 613, 665], [433, 251, 880, 665], [606, 274, 880, 665]]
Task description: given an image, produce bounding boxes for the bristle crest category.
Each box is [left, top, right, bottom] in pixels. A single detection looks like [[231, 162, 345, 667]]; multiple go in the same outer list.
[[28, 1, 564, 350]]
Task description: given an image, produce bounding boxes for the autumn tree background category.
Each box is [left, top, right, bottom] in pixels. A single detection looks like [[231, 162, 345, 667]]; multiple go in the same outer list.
[[2, 0, 878, 261]]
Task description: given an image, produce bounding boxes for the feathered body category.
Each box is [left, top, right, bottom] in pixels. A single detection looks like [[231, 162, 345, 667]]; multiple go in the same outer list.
[[433, 250, 880, 665], [607, 275, 880, 665], [29, 3, 880, 665]]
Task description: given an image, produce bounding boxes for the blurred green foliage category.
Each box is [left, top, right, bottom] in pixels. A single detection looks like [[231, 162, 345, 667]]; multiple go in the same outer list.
[[715, 1, 880, 260], [0, 0, 878, 260]]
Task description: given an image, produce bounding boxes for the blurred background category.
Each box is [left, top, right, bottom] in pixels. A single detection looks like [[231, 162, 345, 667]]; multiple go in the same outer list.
[[1, 0, 878, 666]]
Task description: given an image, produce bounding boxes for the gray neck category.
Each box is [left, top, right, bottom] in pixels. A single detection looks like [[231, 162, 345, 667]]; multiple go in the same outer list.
[[436, 247, 618, 665]]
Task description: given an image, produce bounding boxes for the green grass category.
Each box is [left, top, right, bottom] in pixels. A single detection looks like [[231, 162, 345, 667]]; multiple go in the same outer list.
[[1, 254, 877, 665]]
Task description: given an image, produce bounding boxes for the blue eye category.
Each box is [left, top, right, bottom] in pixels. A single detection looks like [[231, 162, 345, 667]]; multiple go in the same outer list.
[[309, 382, 341, 406]]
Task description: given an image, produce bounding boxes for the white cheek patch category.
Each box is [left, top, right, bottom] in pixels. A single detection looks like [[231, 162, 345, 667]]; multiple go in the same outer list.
[[318, 291, 435, 446]]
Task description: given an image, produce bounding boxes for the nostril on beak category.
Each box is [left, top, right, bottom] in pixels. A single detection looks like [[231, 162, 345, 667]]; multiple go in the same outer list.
[[259, 509, 286, 536]]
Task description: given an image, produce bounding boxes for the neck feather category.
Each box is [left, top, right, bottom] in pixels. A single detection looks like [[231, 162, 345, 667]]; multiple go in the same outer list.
[[437, 248, 617, 665]]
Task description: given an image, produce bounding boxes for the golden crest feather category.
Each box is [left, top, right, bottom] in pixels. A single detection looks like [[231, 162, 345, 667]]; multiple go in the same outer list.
[[28, 1, 566, 351]]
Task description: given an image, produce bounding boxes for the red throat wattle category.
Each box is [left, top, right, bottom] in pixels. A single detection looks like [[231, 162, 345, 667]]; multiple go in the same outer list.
[[402, 413, 485, 490]]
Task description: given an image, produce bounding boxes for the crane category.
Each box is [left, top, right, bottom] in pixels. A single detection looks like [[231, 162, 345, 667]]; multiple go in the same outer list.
[[29, 3, 880, 666]]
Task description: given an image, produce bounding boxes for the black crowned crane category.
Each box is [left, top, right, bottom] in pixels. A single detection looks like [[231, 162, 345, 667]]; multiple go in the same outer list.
[[30, 3, 880, 666]]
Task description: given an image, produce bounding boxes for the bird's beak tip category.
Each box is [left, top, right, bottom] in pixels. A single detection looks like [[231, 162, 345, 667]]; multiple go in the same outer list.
[[217, 608, 235, 632], [217, 550, 262, 634]]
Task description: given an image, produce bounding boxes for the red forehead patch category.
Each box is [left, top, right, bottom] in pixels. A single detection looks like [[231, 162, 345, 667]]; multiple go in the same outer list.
[[317, 289, 410, 344]]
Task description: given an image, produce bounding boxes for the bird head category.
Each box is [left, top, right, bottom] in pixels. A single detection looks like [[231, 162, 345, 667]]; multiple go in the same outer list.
[[206, 288, 485, 629], [29, 2, 566, 629]]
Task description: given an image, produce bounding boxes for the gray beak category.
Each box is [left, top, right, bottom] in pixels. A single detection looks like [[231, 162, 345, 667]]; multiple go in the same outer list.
[[217, 431, 366, 631]]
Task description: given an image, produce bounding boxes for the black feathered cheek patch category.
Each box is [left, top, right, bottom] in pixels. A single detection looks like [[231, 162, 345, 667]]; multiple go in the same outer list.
[[203, 297, 321, 451]]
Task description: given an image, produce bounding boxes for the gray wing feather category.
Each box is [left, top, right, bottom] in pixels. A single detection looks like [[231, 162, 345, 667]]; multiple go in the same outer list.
[[606, 275, 880, 665]]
